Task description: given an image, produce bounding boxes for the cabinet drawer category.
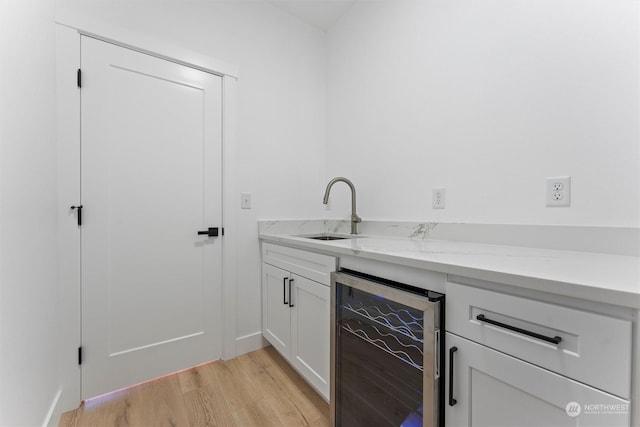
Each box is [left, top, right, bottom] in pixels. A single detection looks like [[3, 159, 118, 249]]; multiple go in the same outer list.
[[446, 281, 632, 398], [262, 243, 336, 286]]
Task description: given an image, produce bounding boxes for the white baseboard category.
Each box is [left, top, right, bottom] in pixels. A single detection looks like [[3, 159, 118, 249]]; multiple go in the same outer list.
[[235, 332, 269, 357], [42, 389, 63, 427], [41, 335, 268, 426], [43, 385, 82, 427]]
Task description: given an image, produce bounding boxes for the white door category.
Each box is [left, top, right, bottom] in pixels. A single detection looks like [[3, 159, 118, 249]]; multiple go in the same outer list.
[[445, 333, 630, 427], [80, 36, 223, 399]]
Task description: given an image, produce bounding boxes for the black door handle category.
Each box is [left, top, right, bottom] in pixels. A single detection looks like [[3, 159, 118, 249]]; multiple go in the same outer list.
[[449, 346, 458, 406], [288, 278, 294, 308], [197, 227, 223, 237], [283, 277, 289, 305]]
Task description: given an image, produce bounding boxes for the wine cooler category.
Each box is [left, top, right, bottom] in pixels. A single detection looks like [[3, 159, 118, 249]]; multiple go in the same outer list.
[[331, 269, 444, 427]]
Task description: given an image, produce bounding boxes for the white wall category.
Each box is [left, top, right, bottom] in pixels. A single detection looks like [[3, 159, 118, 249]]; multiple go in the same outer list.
[[326, 0, 639, 227], [3, 0, 634, 423], [56, 0, 328, 343], [0, 1, 60, 426]]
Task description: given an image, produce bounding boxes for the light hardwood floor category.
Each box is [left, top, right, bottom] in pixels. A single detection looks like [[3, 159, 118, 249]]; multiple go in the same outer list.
[[59, 346, 330, 427]]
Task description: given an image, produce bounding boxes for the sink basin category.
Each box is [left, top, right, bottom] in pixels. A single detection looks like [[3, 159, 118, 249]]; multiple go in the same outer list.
[[298, 234, 358, 241], [307, 235, 349, 241]]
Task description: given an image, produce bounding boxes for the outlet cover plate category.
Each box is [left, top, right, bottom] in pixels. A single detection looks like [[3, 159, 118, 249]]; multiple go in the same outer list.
[[546, 176, 571, 207], [432, 188, 446, 209]]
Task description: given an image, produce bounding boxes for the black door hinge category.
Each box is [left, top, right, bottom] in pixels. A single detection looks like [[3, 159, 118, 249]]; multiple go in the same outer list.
[[71, 205, 83, 226], [78, 346, 83, 365], [77, 69, 82, 88]]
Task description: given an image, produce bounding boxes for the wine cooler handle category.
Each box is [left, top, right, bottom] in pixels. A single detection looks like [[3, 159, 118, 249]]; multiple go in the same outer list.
[[434, 330, 440, 379], [449, 346, 458, 406]]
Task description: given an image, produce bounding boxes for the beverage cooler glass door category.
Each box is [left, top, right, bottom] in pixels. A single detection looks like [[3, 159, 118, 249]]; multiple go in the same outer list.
[[331, 270, 442, 427]]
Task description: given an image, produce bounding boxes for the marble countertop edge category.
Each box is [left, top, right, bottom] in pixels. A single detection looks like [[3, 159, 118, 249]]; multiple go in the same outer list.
[[259, 233, 640, 310]]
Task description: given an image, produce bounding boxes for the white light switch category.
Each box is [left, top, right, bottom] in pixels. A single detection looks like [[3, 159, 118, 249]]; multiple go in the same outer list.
[[241, 193, 251, 209]]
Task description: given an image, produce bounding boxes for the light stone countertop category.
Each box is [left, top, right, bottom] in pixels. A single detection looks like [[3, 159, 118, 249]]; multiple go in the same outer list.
[[259, 228, 640, 310]]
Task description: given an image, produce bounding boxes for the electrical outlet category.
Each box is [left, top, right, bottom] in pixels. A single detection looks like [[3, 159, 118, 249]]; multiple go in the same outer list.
[[432, 188, 446, 209], [546, 176, 571, 207]]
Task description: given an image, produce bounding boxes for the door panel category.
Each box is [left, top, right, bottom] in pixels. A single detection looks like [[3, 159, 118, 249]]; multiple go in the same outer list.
[[81, 36, 223, 399]]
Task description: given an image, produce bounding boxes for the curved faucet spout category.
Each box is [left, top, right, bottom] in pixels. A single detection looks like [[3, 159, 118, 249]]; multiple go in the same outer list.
[[323, 177, 362, 234]]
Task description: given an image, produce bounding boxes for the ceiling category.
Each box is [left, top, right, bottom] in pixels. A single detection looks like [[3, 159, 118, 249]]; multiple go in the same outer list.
[[266, 0, 356, 31]]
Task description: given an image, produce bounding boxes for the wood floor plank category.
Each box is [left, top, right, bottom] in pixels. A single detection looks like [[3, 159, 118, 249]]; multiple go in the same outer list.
[[75, 389, 136, 427], [182, 382, 234, 426], [177, 361, 217, 395], [235, 351, 277, 396], [236, 353, 316, 426], [231, 399, 281, 427], [309, 416, 331, 427], [230, 405, 260, 427], [212, 358, 262, 413], [255, 397, 295, 427], [58, 406, 80, 427], [131, 375, 190, 427], [264, 393, 315, 426], [251, 346, 329, 424], [58, 347, 330, 427]]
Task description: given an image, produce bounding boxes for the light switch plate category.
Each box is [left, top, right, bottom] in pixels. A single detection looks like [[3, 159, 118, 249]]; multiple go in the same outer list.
[[241, 193, 251, 209]]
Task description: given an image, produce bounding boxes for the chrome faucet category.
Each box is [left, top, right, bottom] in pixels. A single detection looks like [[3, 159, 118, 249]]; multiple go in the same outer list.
[[323, 177, 362, 234]]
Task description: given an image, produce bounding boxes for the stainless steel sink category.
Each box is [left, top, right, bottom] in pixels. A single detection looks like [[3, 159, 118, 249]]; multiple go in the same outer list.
[[307, 235, 349, 241], [298, 234, 358, 241]]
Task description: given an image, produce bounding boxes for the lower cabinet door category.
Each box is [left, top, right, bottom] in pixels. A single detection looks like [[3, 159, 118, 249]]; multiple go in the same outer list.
[[262, 263, 292, 358], [290, 273, 330, 400], [445, 333, 630, 427]]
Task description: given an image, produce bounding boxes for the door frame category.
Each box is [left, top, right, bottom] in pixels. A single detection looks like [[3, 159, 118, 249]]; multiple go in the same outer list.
[[55, 21, 238, 418]]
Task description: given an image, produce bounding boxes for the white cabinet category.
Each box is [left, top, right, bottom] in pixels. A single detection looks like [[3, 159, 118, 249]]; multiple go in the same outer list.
[[445, 280, 632, 427], [262, 243, 336, 400], [446, 281, 632, 398], [290, 273, 330, 396], [445, 333, 630, 427], [263, 263, 293, 356]]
